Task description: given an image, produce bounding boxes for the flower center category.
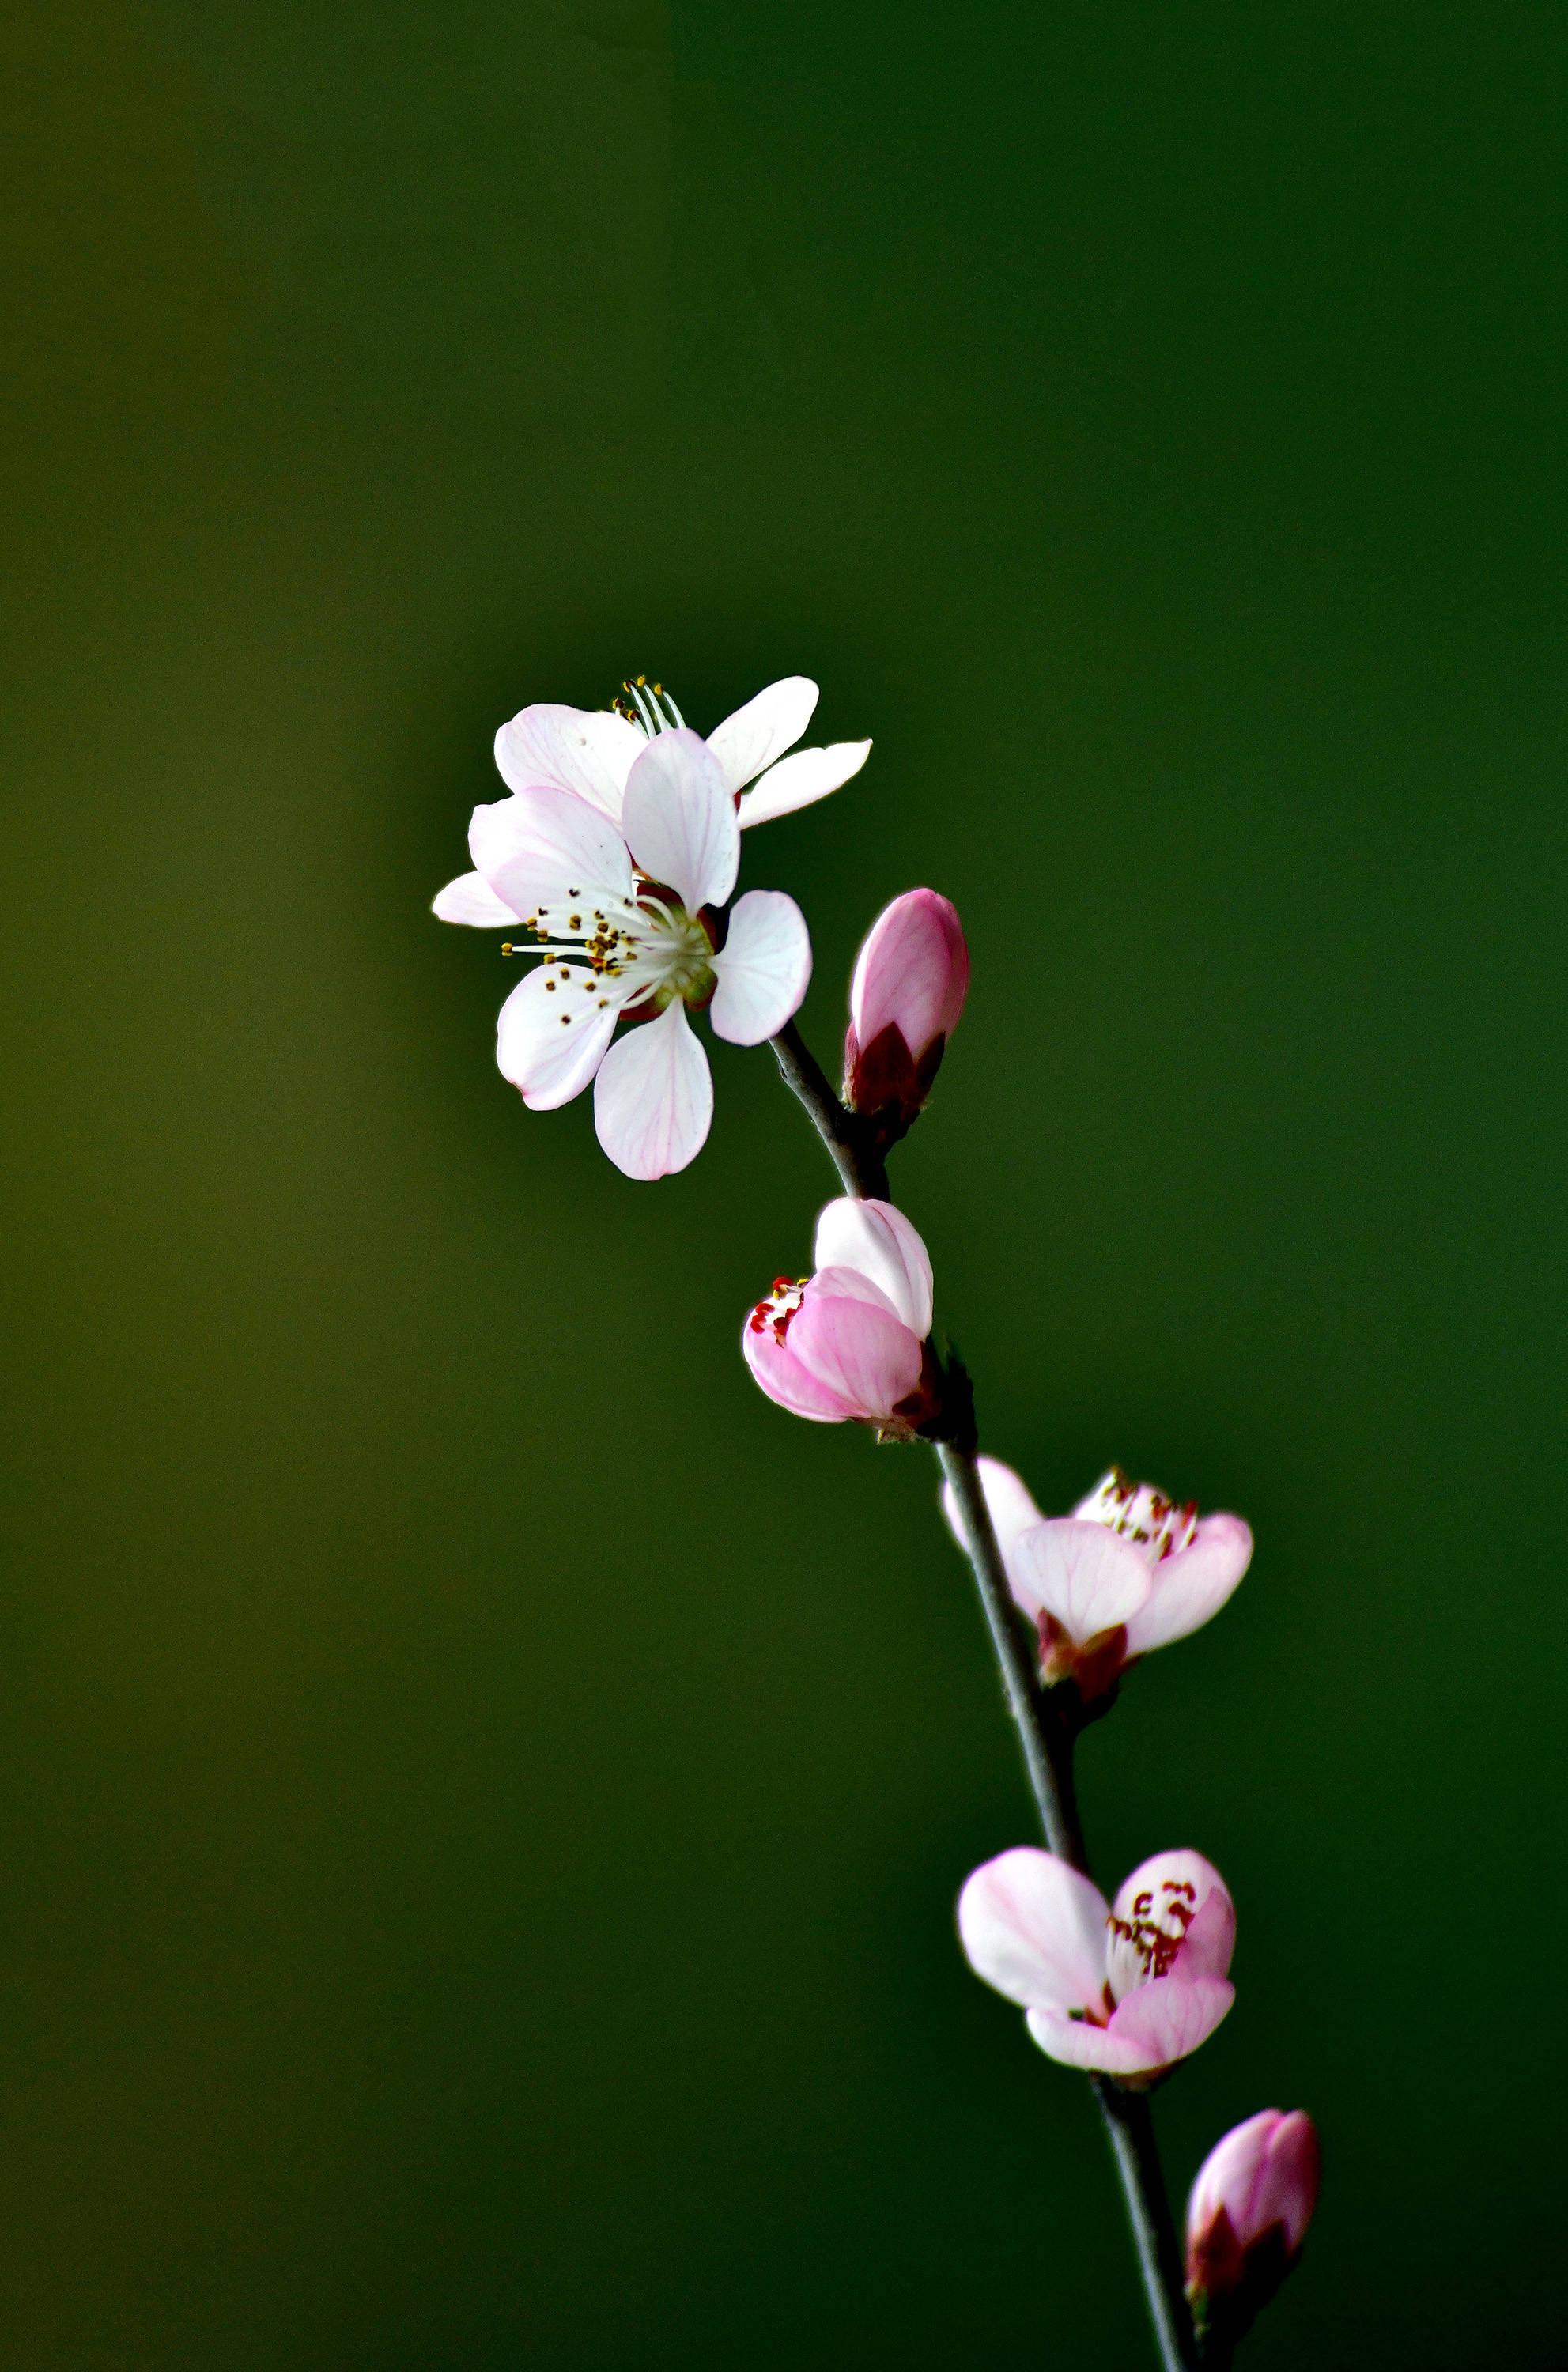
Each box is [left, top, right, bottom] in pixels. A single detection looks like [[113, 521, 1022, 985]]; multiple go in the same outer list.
[[748, 1279, 807, 1343], [1105, 1878, 1200, 2004], [505, 889, 716, 1013], [1079, 1467, 1198, 1566]]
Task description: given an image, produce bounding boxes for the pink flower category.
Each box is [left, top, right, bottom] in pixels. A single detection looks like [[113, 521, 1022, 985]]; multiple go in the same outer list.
[[1185, 2110, 1321, 2304], [434, 674, 870, 929], [433, 701, 831, 1178], [957, 1845, 1236, 2083], [742, 1198, 941, 1438], [942, 1458, 1253, 1702], [843, 889, 969, 1127]]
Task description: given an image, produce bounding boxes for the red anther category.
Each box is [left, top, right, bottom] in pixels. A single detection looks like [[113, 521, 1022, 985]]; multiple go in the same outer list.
[[772, 1276, 793, 1294]]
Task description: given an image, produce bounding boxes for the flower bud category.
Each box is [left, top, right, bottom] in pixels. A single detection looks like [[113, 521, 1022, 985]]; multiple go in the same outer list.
[[742, 1198, 943, 1439], [1186, 2110, 1320, 2337], [843, 890, 969, 1130]]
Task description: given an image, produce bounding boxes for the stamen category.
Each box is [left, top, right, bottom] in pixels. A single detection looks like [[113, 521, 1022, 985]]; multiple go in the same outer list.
[[624, 678, 659, 736], [1080, 1467, 1200, 1563], [619, 676, 686, 735], [1105, 1879, 1199, 1982], [751, 1275, 807, 1347]]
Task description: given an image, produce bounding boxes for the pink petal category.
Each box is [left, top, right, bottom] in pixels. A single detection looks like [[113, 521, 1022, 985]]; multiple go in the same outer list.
[[810, 1197, 933, 1338], [621, 730, 740, 915], [956, 1847, 1109, 2011], [1188, 2110, 1284, 2254], [474, 788, 635, 922], [1023, 2007, 1178, 2076], [709, 890, 812, 1045], [940, 1454, 1049, 1582], [706, 676, 818, 791], [848, 889, 969, 1053], [781, 1289, 923, 1422], [1172, 1886, 1237, 1984], [741, 1319, 863, 1422], [592, 1003, 713, 1179], [493, 703, 646, 820], [433, 869, 521, 927], [495, 964, 621, 1109], [738, 739, 871, 826], [1103, 1972, 1235, 2068], [805, 1263, 905, 1323], [1125, 1514, 1253, 1653], [1248, 2111, 1321, 2253], [1007, 1520, 1152, 1642]]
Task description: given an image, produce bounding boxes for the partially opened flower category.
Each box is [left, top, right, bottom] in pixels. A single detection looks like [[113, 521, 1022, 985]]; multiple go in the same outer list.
[[942, 1458, 1252, 1701], [957, 1845, 1236, 2083], [1186, 2110, 1321, 2307], [435, 674, 871, 930], [742, 1198, 941, 1438], [843, 889, 969, 1130]]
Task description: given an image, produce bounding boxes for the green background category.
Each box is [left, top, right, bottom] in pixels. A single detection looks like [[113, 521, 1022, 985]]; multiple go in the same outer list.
[[2, 2, 1562, 2363]]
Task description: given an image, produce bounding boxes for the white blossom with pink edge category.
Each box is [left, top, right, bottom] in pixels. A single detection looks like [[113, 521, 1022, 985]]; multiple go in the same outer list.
[[742, 1198, 939, 1437], [432, 717, 815, 1180], [433, 674, 871, 931], [941, 1456, 1252, 1701], [957, 1844, 1236, 2082], [1185, 2109, 1321, 2302]]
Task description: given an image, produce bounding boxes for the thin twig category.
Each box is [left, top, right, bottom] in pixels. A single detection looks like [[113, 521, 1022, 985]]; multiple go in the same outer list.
[[1094, 2082, 1200, 2372], [934, 1439, 1087, 1870], [769, 1020, 890, 1200], [767, 1014, 1199, 2372]]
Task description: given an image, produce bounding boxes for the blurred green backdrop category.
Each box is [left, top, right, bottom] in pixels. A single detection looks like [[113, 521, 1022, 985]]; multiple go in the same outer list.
[[2, 1, 1563, 2364]]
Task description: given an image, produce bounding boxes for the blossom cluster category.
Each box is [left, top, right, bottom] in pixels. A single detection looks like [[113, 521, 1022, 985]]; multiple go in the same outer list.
[[435, 676, 867, 1178], [436, 671, 1319, 2348]]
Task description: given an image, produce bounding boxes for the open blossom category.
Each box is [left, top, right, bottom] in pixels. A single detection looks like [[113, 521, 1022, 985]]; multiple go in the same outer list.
[[431, 677, 867, 1179], [742, 1198, 940, 1438], [957, 1845, 1236, 2082], [1186, 2110, 1321, 2305], [843, 889, 969, 1127], [943, 1457, 1252, 1702], [434, 674, 870, 927]]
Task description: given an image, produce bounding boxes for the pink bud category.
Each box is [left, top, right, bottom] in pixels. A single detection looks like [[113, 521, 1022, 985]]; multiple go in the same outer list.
[[1186, 2110, 1321, 2304], [843, 890, 969, 1126]]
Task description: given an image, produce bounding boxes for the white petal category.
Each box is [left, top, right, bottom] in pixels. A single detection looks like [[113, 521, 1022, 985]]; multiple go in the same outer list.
[[1125, 1516, 1253, 1654], [738, 740, 872, 828], [811, 1198, 933, 1338], [709, 890, 812, 1045], [957, 1847, 1109, 2011], [433, 870, 521, 927], [493, 703, 646, 820], [1007, 1521, 1152, 1643], [706, 677, 819, 791], [496, 964, 622, 1109], [621, 730, 739, 913], [474, 788, 635, 924], [593, 1003, 714, 1179]]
